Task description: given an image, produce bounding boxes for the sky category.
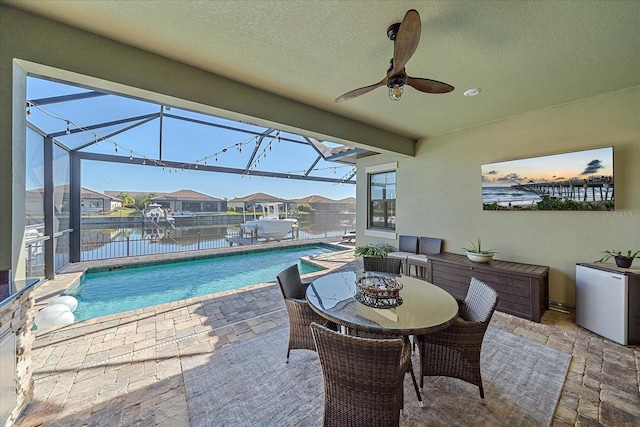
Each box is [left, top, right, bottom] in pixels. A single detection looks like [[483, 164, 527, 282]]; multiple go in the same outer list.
[[481, 147, 613, 187], [26, 77, 357, 201]]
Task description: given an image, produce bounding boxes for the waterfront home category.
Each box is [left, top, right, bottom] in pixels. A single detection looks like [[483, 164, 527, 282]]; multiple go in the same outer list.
[[151, 189, 227, 213]]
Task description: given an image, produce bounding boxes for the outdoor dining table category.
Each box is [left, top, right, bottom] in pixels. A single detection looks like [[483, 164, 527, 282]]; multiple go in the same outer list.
[[306, 270, 459, 407]]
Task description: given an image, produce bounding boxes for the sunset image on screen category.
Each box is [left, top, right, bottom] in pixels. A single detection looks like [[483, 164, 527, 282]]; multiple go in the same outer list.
[[481, 147, 614, 211]]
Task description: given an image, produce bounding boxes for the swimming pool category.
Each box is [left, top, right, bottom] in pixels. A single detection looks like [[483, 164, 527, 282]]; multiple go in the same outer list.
[[65, 244, 338, 322]]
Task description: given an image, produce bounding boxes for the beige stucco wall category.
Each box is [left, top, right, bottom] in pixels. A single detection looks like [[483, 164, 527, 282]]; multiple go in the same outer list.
[[356, 87, 640, 306]]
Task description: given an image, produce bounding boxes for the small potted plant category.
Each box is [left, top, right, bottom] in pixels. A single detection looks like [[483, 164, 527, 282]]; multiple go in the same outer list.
[[354, 243, 397, 272], [596, 250, 639, 269], [354, 243, 395, 258], [462, 238, 498, 263]]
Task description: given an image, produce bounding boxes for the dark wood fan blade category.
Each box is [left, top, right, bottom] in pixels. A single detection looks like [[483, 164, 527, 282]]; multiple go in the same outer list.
[[406, 76, 454, 94], [335, 78, 387, 103], [392, 9, 421, 74]]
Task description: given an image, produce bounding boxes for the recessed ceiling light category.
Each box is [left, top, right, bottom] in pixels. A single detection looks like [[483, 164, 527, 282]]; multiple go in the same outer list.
[[464, 88, 481, 97]]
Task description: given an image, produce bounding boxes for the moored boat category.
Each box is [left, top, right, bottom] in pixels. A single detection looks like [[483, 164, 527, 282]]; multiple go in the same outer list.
[[241, 203, 297, 240], [143, 203, 175, 226]]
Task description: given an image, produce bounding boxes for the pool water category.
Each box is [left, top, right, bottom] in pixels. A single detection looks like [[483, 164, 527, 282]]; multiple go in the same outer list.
[[66, 245, 336, 321]]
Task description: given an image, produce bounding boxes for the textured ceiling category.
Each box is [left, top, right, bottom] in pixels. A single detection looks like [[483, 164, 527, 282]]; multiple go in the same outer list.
[[5, 0, 640, 140]]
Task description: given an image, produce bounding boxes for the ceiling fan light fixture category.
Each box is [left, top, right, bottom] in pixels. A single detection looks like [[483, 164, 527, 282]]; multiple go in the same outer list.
[[389, 84, 404, 101]]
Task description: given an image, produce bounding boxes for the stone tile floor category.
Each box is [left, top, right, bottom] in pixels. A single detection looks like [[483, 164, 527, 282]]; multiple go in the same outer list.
[[17, 243, 640, 426]]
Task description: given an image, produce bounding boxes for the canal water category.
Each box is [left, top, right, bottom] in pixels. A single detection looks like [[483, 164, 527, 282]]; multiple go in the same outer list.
[[81, 213, 356, 261]]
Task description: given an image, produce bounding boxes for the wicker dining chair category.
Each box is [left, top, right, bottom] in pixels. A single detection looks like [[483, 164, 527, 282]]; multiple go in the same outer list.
[[310, 322, 411, 427], [276, 264, 335, 362], [416, 277, 499, 403], [363, 256, 402, 274]]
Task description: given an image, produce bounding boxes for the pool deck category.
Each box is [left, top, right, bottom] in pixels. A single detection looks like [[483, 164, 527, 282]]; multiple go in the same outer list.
[[17, 239, 640, 426]]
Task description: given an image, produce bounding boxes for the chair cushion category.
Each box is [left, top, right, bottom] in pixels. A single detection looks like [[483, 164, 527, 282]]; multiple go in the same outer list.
[[387, 251, 414, 260]]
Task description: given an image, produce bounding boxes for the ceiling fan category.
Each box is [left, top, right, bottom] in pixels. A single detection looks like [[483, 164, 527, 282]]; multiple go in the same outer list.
[[335, 9, 454, 103]]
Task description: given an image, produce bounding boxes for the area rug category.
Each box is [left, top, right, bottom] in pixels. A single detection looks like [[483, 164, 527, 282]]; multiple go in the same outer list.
[[183, 326, 570, 427]]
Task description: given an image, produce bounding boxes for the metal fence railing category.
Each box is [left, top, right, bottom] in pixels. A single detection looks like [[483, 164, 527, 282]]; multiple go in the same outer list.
[[80, 227, 352, 261], [25, 237, 47, 277]]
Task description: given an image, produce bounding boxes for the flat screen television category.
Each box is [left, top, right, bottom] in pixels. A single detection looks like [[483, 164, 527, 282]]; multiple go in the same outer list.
[[481, 147, 614, 211]]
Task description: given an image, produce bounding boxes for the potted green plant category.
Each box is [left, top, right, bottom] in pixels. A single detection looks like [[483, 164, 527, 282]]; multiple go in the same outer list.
[[462, 238, 498, 263], [596, 250, 639, 268], [354, 243, 395, 258], [354, 243, 397, 272]]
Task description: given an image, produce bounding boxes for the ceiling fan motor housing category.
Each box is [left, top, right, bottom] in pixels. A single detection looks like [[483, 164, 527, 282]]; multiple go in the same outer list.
[[387, 23, 401, 40], [387, 74, 406, 89]]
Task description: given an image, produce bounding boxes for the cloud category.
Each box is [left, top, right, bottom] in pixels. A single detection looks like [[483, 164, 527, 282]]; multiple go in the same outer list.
[[496, 173, 523, 183], [581, 159, 604, 175]]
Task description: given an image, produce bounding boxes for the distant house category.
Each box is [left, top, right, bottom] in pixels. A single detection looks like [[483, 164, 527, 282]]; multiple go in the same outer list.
[[151, 189, 226, 213], [81, 188, 122, 213], [26, 186, 122, 216], [227, 193, 292, 214], [290, 195, 356, 213]]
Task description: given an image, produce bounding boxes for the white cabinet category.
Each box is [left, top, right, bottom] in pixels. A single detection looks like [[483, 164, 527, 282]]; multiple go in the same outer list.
[[0, 328, 16, 425], [576, 264, 640, 345]]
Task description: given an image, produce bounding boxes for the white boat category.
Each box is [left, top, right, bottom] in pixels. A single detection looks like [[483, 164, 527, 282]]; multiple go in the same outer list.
[[242, 203, 297, 240], [143, 203, 175, 226]]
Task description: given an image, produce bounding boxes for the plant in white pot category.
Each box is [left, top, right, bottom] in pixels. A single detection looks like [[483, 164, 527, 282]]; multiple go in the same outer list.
[[596, 250, 639, 269], [462, 238, 498, 263]]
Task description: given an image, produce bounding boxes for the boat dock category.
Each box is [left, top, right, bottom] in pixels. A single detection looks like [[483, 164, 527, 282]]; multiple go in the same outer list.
[[511, 176, 613, 202]]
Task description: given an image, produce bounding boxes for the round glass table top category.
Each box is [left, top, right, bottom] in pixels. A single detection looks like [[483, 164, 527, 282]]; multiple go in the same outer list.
[[306, 271, 459, 335]]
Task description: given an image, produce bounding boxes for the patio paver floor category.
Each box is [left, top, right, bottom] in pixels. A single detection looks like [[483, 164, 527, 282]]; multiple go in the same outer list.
[[17, 242, 640, 426]]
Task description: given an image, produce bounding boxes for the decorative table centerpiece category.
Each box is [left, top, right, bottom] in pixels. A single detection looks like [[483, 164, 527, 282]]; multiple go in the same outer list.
[[355, 274, 403, 309]]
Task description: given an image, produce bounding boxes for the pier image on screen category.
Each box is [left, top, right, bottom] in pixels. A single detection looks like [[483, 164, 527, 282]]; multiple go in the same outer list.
[[481, 147, 614, 211]]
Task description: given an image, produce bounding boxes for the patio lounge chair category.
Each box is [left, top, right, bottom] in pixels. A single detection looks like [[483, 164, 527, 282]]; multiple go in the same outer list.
[[416, 277, 499, 402], [311, 322, 411, 427], [276, 264, 335, 362], [341, 230, 356, 243]]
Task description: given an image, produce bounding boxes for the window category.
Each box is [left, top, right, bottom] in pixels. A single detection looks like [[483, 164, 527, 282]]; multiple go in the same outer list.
[[203, 202, 218, 212], [25, 127, 45, 280], [182, 202, 201, 212], [368, 167, 396, 231], [53, 144, 71, 272], [88, 200, 103, 209]]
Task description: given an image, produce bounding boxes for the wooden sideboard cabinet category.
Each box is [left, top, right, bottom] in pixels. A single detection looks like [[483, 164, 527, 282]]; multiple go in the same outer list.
[[426, 253, 549, 322]]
